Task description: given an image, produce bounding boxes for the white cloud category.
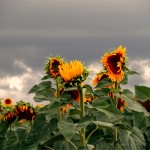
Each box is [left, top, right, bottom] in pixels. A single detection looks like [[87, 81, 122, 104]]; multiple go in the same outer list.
[[129, 59, 150, 84], [0, 60, 43, 104], [14, 60, 32, 72]]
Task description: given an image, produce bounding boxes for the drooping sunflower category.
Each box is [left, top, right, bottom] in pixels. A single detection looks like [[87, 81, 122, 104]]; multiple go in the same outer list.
[[101, 45, 127, 83], [92, 72, 115, 89], [117, 98, 127, 112], [3, 98, 13, 107], [92, 72, 109, 86], [4, 111, 17, 123], [15, 102, 36, 121], [59, 60, 89, 86], [60, 89, 80, 112], [45, 56, 64, 78]]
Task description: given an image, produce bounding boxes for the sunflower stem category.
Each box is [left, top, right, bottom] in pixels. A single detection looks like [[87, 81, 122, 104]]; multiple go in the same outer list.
[[115, 82, 119, 107], [56, 79, 61, 121], [78, 84, 86, 147]]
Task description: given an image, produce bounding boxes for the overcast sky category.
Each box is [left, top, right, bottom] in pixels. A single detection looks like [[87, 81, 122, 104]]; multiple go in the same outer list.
[[0, 0, 150, 104]]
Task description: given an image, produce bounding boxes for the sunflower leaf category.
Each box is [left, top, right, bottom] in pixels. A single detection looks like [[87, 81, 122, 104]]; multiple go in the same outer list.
[[118, 127, 146, 150], [58, 120, 78, 140], [135, 85, 150, 102], [95, 78, 112, 89]]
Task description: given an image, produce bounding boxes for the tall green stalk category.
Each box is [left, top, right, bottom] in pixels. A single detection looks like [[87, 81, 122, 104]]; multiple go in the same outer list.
[[114, 82, 119, 106], [56, 79, 60, 121], [78, 84, 86, 147]]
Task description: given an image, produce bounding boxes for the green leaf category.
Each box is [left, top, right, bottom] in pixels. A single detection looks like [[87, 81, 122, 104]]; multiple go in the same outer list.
[[58, 121, 78, 140], [118, 127, 146, 150], [83, 84, 93, 93], [41, 75, 51, 80], [0, 121, 9, 149], [16, 127, 28, 145], [28, 81, 52, 94], [94, 104, 122, 120], [33, 87, 55, 102], [49, 118, 58, 131], [54, 140, 73, 150], [120, 75, 128, 85], [119, 89, 149, 115], [125, 68, 139, 75], [132, 111, 150, 128], [144, 126, 150, 141], [4, 130, 19, 150], [28, 85, 39, 94], [132, 111, 150, 143], [92, 121, 115, 129], [95, 78, 112, 89], [23, 113, 50, 148], [95, 141, 114, 150], [60, 92, 71, 103], [78, 146, 88, 150], [79, 114, 93, 126], [135, 85, 150, 102], [39, 101, 61, 114], [94, 88, 110, 99]]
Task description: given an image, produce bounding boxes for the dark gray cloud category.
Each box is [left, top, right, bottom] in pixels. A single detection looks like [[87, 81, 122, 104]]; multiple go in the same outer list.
[[0, 0, 150, 77]]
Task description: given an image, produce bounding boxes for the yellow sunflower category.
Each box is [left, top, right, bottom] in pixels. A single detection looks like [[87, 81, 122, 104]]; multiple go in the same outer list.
[[4, 111, 17, 123], [59, 60, 85, 82], [101, 45, 126, 83], [45, 57, 64, 78], [3, 98, 13, 107]]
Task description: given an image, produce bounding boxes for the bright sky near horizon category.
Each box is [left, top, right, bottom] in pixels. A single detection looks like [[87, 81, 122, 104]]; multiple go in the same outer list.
[[0, 0, 150, 104]]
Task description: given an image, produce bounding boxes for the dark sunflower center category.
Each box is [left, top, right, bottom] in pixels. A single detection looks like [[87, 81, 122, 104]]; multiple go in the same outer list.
[[69, 90, 79, 100], [107, 54, 121, 74], [5, 99, 11, 104], [52, 60, 61, 73]]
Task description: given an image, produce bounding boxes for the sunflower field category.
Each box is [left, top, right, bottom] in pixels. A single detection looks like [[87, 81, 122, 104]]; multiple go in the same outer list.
[[1, 45, 150, 150]]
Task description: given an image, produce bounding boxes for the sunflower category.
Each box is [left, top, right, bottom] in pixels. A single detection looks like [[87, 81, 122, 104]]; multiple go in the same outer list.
[[92, 72, 109, 86], [101, 45, 126, 83], [60, 89, 80, 112], [84, 95, 93, 104], [117, 98, 127, 112], [59, 60, 88, 86], [15, 104, 36, 121], [3, 98, 13, 107], [45, 56, 64, 78], [4, 111, 17, 123], [92, 72, 115, 89]]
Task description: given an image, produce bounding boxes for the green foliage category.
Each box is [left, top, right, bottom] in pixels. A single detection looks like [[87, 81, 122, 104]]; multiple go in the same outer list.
[[135, 85, 150, 102]]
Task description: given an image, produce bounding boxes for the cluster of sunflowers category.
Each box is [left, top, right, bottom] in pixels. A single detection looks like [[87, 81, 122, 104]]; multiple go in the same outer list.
[[0, 98, 43, 124], [0, 45, 134, 124], [44, 45, 128, 113], [92, 45, 128, 112], [1, 45, 150, 150]]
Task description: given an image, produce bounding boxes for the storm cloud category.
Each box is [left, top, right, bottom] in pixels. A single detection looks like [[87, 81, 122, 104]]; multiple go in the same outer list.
[[0, 0, 150, 103]]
